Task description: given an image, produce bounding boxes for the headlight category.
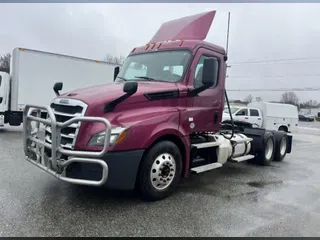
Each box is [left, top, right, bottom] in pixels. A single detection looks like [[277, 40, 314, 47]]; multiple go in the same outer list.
[[88, 126, 130, 147]]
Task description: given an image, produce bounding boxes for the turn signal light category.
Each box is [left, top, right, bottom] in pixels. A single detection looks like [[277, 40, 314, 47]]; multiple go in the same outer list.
[[115, 128, 130, 145]]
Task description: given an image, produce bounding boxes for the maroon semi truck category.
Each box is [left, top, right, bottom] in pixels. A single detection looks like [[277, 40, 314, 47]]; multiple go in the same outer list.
[[23, 10, 292, 201]]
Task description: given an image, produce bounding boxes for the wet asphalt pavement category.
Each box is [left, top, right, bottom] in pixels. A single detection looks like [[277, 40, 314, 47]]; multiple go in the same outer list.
[[1, 122, 320, 237]]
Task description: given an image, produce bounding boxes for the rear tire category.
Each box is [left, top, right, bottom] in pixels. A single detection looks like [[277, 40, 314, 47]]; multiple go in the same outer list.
[[137, 140, 182, 201], [255, 132, 275, 166], [273, 131, 287, 162]]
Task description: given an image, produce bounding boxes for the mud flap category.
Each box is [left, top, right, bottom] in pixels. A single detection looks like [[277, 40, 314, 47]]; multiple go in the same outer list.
[[286, 134, 293, 154]]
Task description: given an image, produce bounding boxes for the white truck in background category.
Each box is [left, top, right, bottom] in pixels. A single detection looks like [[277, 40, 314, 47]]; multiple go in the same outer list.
[[222, 101, 299, 133], [0, 47, 120, 127]]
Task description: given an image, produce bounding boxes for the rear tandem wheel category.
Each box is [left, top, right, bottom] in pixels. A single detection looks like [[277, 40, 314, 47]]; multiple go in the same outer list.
[[254, 132, 276, 166], [273, 131, 288, 162]]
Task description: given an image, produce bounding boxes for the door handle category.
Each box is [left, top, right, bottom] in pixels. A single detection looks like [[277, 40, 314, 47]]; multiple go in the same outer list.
[[245, 117, 248, 119], [258, 118, 261, 120]]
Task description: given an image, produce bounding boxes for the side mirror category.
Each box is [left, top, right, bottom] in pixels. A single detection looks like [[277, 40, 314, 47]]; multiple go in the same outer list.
[[53, 82, 63, 96], [114, 66, 120, 81], [202, 58, 219, 87], [123, 81, 138, 94], [104, 81, 138, 113]]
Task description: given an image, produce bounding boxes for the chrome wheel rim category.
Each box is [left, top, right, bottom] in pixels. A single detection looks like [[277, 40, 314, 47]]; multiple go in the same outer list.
[[150, 153, 176, 190], [265, 138, 274, 160], [280, 137, 287, 156]]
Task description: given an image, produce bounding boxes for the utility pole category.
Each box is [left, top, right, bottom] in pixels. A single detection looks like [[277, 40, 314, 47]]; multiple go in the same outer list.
[[226, 12, 231, 56], [226, 12, 231, 77]]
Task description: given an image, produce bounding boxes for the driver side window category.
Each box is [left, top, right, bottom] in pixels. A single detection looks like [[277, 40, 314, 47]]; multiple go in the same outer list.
[[194, 55, 219, 88], [124, 62, 147, 79], [235, 108, 248, 116]]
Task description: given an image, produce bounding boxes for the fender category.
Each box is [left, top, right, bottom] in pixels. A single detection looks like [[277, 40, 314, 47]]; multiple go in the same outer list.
[[143, 127, 191, 178]]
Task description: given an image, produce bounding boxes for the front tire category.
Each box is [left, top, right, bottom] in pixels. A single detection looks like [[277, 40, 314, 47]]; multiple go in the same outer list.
[[137, 141, 182, 201]]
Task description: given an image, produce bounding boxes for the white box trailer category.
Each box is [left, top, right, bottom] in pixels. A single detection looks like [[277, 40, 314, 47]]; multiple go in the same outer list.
[[0, 47, 120, 127]]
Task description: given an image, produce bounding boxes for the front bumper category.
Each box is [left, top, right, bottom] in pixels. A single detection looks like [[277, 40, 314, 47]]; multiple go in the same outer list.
[[23, 104, 114, 187], [65, 149, 144, 190]]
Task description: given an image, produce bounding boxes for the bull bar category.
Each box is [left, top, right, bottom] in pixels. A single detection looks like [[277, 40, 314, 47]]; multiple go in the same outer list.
[[23, 104, 112, 187]]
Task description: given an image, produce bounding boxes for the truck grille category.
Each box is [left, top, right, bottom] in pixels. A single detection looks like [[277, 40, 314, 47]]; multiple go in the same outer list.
[[44, 98, 88, 150]]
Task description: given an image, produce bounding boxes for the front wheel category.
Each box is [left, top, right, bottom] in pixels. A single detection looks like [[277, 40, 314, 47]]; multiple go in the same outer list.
[[137, 140, 182, 201]]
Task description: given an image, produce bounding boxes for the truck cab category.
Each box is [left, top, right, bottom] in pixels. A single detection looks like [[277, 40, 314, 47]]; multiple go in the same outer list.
[[112, 40, 226, 134], [0, 71, 10, 126]]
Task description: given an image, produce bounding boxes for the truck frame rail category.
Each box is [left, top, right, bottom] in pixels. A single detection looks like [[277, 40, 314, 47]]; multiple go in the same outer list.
[[23, 104, 111, 186]]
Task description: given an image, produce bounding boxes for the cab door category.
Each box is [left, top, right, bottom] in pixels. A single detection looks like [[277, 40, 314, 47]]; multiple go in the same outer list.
[[185, 48, 225, 133]]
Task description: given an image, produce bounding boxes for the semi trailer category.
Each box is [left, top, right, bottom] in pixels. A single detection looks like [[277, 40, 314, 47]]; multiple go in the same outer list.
[[23, 10, 293, 201], [0, 48, 120, 127]]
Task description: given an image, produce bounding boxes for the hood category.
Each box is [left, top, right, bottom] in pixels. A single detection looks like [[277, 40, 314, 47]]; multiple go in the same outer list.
[[58, 80, 180, 109]]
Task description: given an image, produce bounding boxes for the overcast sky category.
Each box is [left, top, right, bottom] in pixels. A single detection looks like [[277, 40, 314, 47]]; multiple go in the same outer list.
[[1, 3, 320, 102]]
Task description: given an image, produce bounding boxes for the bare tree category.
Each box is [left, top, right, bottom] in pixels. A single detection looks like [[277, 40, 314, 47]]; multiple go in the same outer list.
[[0, 53, 11, 71], [280, 92, 299, 106], [300, 100, 319, 109], [104, 54, 125, 65], [309, 100, 318, 108], [243, 94, 253, 103]]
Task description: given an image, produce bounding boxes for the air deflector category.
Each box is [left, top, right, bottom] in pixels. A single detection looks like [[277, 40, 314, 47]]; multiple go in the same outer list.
[[149, 10, 216, 44]]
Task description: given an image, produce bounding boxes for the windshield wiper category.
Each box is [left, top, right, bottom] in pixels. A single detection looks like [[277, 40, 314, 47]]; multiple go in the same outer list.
[[117, 76, 127, 81], [134, 76, 168, 82], [134, 76, 155, 81]]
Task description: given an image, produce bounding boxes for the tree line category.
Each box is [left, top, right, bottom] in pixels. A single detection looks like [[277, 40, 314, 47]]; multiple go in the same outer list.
[[0, 53, 11, 73], [243, 92, 320, 110]]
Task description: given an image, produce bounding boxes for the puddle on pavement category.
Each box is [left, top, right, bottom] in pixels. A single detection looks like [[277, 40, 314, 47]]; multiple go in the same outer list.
[[247, 180, 283, 188]]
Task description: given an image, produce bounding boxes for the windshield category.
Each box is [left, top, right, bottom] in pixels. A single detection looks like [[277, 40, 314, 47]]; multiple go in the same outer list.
[[223, 107, 239, 114], [116, 50, 192, 83]]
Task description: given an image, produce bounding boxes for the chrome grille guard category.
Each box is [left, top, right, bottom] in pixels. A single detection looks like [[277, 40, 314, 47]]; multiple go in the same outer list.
[[23, 104, 111, 186]]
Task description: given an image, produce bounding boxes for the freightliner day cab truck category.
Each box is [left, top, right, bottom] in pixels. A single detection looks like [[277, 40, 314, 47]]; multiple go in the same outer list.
[[23, 11, 293, 201], [0, 48, 120, 127]]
